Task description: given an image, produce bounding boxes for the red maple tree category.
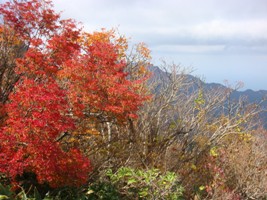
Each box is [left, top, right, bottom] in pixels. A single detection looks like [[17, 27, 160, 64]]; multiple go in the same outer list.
[[0, 0, 150, 188]]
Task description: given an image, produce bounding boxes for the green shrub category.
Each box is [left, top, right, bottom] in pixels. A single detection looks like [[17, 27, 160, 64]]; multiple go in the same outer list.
[[0, 167, 184, 199], [86, 182, 121, 200], [0, 183, 13, 199], [103, 167, 184, 199]]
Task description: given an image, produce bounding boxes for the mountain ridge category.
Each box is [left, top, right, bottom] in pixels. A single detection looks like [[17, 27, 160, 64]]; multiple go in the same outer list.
[[150, 66, 267, 126], [151, 65, 267, 95]]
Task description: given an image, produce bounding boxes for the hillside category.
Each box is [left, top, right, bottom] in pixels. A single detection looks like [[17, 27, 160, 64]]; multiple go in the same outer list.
[[150, 66, 267, 127]]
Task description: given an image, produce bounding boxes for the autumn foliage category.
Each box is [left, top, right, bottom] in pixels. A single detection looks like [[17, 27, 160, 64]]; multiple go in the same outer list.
[[2, 1, 265, 199], [0, 0, 150, 189]]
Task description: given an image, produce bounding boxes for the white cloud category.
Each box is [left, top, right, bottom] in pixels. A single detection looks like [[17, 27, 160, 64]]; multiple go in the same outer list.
[[192, 19, 267, 41], [52, 0, 267, 54], [153, 45, 225, 54]]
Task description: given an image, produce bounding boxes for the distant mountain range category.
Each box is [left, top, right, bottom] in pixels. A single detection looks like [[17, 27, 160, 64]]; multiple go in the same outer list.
[[150, 66, 267, 127]]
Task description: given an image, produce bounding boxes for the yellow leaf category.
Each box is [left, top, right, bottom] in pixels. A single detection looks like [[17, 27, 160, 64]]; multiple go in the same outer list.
[[210, 147, 218, 157], [199, 185, 205, 191], [191, 164, 197, 170]]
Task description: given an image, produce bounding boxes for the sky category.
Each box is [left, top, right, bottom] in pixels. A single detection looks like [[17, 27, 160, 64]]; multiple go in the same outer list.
[[51, 0, 267, 91], [2, 0, 267, 90]]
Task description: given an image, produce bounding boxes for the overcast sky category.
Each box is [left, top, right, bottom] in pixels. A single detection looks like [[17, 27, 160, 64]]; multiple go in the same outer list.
[[52, 0, 267, 90], [6, 0, 267, 90]]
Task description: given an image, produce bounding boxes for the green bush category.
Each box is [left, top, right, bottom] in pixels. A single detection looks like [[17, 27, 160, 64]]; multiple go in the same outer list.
[[0, 167, 184, 199], [0, 183, 13, 199], [102, 167, 184, 199], [86, 182, 121, 200]]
